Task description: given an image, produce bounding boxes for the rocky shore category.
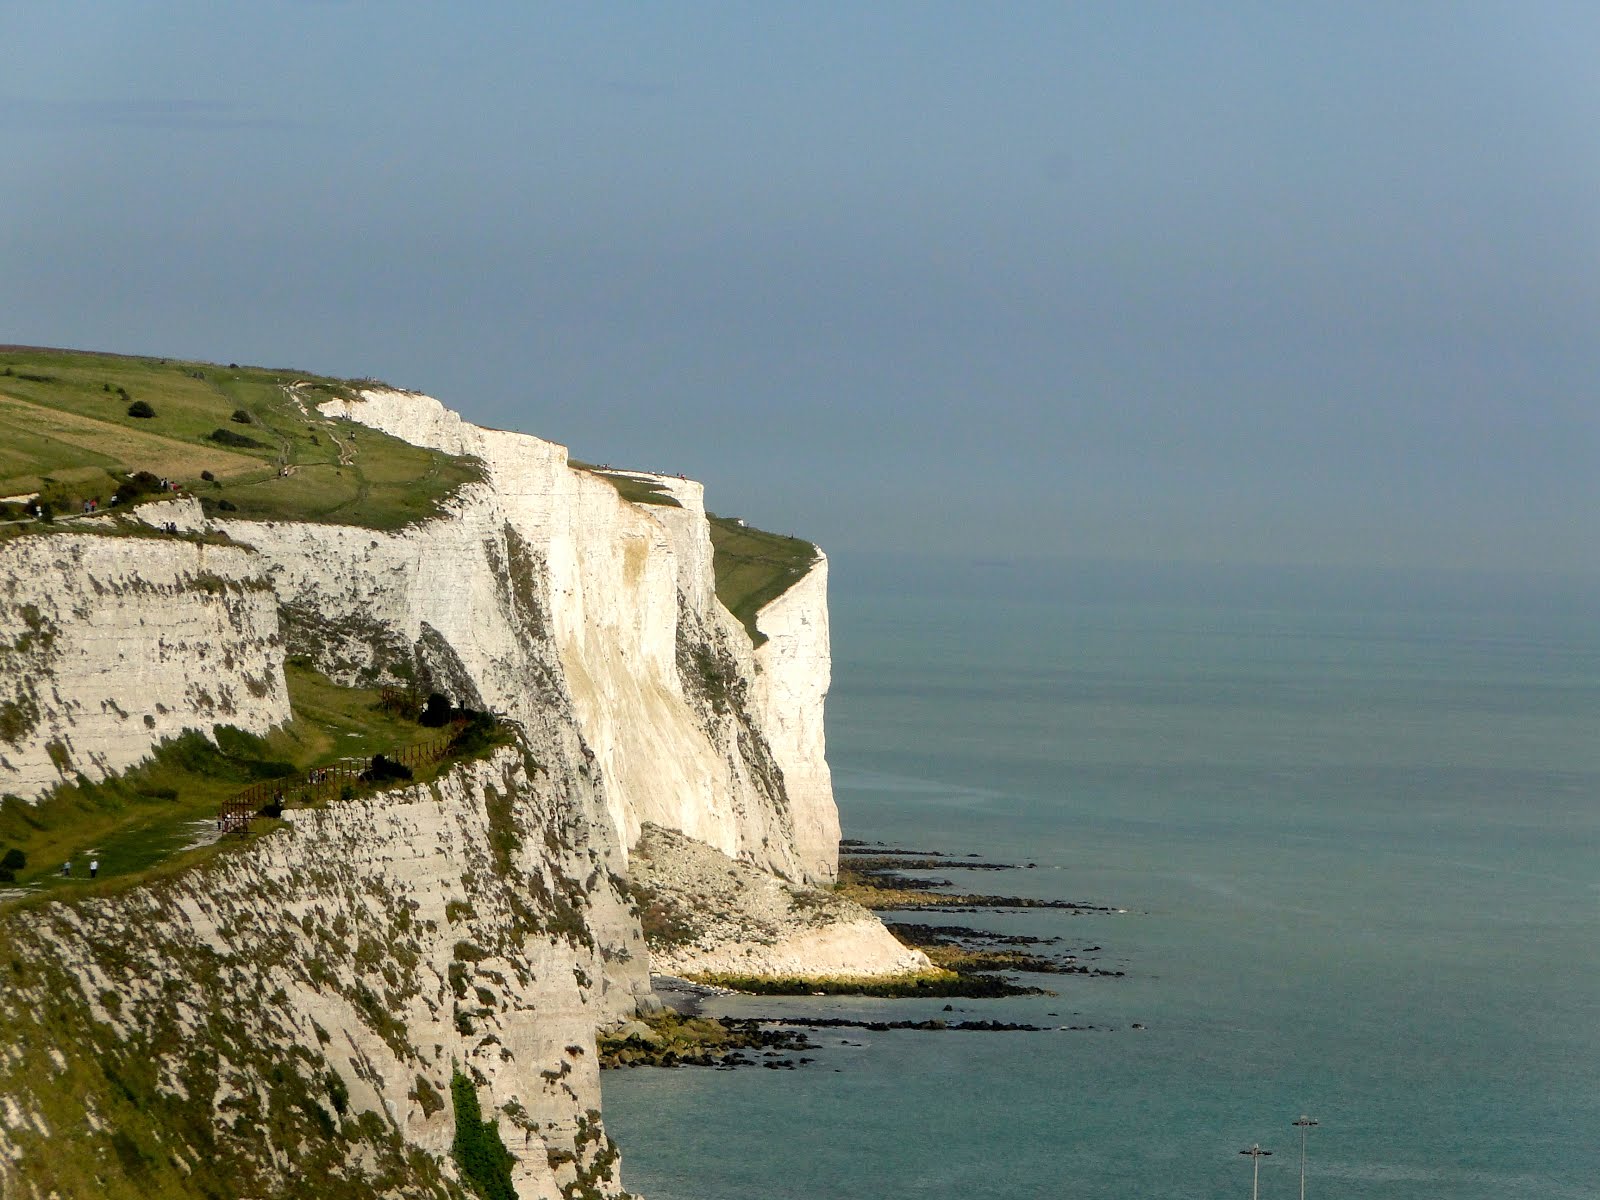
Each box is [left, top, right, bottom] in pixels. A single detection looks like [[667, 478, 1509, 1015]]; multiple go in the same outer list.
[[598, 1010, 818, 1070], [836, 843, 1124, 913], [620, 835, 1130, 1016]]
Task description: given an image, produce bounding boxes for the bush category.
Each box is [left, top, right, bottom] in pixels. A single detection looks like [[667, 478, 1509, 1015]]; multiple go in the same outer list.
[[114, 471, 166, 505], [325, 1071, 350, 1116], [230, 408, 254, 424], [206, 427, 267, 449], [361, 754, 413, 784], [448, 711, 501, 757], [2, 848, 27, 872], [213, 725, 271, 760], [215, 499, 238, 512], [200, 470, 216, 482], [161, 727, 292, 785], [420, 693, 454, 728], [126, 400, 155, 418]]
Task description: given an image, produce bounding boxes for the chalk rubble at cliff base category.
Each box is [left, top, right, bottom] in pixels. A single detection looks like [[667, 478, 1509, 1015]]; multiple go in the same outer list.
[[630, 823, 933, 980]]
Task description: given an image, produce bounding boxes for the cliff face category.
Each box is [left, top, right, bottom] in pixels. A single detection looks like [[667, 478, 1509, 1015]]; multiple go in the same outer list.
[[0, 745, 648, 1200], [307, 388, 838, 885], [0, 526, 289, 799], [0, 383, 866, 1198], [0, 387, 837, 883]]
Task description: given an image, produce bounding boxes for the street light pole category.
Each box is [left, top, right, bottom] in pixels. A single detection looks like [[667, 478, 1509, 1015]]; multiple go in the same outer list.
[[1239, 1144, 1272, 1200], [1292, 1116, 1318, 1200]]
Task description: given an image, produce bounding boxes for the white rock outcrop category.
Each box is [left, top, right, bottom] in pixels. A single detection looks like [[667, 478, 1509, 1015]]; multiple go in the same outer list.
[[631, 825, 930, 981], [0, 380, 913, 1197], [750, 555, 839, 884], [1, 389, 837, 884], [0, 529, 288, 799]]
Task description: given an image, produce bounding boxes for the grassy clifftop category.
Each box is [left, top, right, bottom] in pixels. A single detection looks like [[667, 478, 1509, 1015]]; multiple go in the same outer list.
[[0, 347, 481, 532], [1, 345, 820, 643], [707, 515, 819, 645]]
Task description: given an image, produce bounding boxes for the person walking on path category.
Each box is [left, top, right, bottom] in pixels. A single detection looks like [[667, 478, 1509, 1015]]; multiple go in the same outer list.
[[89, 859, 99, 879], [60, 861, 71, 877]]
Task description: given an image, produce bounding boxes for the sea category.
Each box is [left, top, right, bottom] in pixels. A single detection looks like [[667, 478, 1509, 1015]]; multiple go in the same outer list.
[[603, 556, 1600, 1200]]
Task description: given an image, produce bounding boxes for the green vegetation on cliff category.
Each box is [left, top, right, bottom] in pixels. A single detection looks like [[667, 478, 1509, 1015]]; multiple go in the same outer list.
[[706, 515, 818, 645], [569, 461, 682, 508], [1, 345, 822, 649], [0, 661, 482, 900], [450, 1070, 518, 1200], [0, 936, 464, 1200], [0, 347, 481, 533]]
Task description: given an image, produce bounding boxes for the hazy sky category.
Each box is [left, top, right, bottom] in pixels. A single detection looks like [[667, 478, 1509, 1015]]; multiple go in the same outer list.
[[3, 2, 1596, 574]]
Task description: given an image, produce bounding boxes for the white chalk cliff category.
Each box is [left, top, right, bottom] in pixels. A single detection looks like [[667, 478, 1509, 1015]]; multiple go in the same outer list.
[[0, 745, 650, 1200], [0, 523, 288, 798], [311, 387, 840, 885], [0, 385, 904, 1198]]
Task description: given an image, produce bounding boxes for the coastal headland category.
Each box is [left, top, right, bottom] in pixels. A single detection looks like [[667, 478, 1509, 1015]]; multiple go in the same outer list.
[[0, 346, 1128, 1199]]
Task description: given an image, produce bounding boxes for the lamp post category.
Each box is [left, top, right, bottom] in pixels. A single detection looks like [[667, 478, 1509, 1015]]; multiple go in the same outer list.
[[1292, 1116, 1318, 1200], [1239, 1144, 1272, 1200]]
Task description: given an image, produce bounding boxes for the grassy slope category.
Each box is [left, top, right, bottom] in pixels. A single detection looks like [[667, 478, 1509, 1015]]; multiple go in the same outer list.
[[0, 347, 481, 532], [0, 662, 443, 903], [706, 515, 819, 645], [569, 460, 683, 508]]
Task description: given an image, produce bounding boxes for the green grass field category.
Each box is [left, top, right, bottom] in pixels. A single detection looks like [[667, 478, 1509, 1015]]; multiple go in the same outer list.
[[569, 460, 683, 507], [0, 661, 449, 904], [706, 515, 819, 644], [0, 347, 481, 532]]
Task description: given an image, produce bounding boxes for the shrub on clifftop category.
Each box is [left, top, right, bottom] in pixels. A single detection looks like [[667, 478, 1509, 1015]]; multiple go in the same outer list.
[[447, 711, 504, 759], [360, 754, 413, 784], [0, 847, 24, 884], [206, 427, 268, 449], [113, 471, 167, 504], [419, 693, 454, 728]]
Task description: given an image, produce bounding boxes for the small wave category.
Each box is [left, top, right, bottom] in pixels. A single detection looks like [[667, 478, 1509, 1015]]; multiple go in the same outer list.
[[833, 765, 1003, 802]]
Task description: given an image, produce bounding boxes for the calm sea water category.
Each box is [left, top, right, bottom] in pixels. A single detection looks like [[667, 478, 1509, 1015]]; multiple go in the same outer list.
[[604, 558, 1600, 1200]]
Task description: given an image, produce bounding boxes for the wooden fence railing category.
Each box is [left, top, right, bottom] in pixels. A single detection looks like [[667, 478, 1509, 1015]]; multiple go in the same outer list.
[[216, 722, 464, 837], [378, 685, 421, 718]]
